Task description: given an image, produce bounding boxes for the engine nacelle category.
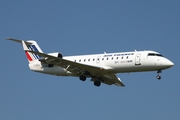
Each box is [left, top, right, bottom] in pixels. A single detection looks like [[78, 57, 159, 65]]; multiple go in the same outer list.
[[47, 52, 63, 58], [39, 52, 63, 63]]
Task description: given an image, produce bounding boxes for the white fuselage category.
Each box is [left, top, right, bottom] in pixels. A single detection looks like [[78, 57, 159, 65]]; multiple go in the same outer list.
[[7, 38, 174, 87], [29, 50, 174, 76]]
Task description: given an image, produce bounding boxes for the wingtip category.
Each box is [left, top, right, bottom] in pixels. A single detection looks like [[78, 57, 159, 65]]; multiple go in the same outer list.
[[5, 37, 12, 40], [115, 83, 125, 87], [5, 37, 22, 43], [5, 37, 19, 40]]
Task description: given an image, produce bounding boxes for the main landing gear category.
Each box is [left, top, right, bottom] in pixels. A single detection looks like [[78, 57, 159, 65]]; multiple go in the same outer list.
[[92, 77, 102, 87], [79, 74, 86, 81], [79, 75, 102, 87], [94, 80, 101, 87], [156, 70, 162, 80]]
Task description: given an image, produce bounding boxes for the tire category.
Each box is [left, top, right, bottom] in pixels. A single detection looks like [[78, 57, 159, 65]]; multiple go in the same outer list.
[[94, 81, 101, 87], [79, 75, 86, 81]]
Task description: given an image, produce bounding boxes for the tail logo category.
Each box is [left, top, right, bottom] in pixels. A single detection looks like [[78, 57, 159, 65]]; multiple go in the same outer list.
[[25, 45, 41, 61]]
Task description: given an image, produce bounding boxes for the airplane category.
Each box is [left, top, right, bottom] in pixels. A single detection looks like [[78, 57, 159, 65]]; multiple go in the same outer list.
[[6, 38, 174, 87]]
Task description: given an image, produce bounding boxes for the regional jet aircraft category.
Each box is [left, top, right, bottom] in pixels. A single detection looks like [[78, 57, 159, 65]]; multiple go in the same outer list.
[[6, 38, 174, 87]]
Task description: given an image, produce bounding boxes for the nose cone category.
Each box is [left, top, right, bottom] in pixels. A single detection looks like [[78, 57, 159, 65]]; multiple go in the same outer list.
[[165, 59, 174, 68], [168, 60, 174, 67]]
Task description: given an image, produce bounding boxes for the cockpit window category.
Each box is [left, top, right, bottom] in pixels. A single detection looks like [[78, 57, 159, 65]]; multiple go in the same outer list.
[[156, 54, 163, 57], [148, 53, 156, 56], [148, 53, 163, 57]]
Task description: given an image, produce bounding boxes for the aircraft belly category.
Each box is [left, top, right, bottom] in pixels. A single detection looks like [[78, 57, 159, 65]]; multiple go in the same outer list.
[[29, 63, 70, 76]]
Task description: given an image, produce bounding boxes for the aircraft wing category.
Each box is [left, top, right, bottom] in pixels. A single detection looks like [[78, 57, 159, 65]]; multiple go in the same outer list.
[[27, 50, 125, 87], [100, 74, 125, 86]]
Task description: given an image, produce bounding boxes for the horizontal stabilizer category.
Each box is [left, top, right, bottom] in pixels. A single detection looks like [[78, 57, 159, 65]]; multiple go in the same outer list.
[[7, 37, 43, 63], [6, 38, 32, 44]]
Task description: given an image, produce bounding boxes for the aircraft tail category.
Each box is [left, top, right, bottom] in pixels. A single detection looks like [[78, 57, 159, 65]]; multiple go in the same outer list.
[[6, 38, 43, 63], [23, 40, 43, 63]]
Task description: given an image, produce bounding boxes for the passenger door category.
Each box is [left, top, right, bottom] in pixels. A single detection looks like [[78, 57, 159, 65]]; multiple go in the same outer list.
[[135, 54, 141, 65]]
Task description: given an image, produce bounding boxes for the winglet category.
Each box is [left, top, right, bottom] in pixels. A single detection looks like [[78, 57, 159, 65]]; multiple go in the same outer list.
[[115, 78, 125, 87]]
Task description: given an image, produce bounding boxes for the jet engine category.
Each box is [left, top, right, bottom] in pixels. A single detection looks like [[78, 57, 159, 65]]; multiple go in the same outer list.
[[38, 52, 63, 63], [47, 52, 63, 58]]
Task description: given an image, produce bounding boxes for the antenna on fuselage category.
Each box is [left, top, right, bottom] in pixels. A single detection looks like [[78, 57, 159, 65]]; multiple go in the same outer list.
[[134, 49, 137, 52]]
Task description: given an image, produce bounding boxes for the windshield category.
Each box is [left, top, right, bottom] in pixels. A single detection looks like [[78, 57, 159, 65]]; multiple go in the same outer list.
[[148, 53, 163, 57]]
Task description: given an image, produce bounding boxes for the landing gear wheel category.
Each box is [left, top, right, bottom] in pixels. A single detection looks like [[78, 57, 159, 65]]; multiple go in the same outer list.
[[79, 75, 86, 81], [156, 75, 161, 80], [94, 81, 101, 87]]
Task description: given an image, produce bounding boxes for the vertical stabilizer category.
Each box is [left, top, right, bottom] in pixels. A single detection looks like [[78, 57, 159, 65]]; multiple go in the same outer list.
[[22, 40, 43, 63]]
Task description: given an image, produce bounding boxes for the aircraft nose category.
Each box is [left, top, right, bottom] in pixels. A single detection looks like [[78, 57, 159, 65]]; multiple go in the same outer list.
[[166, 60, 174, 68], [169, 61, 174, 67]]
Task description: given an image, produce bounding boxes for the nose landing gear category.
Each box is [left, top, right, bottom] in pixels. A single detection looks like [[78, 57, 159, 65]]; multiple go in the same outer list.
[[156, 70, 162, 80]]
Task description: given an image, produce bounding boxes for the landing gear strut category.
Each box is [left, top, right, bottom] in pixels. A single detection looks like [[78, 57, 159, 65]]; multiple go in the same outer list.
[[156, 70, 162, 80]]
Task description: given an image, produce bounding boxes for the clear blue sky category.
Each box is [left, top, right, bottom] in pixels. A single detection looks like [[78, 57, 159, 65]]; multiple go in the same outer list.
[[1, 0, 179, 119]]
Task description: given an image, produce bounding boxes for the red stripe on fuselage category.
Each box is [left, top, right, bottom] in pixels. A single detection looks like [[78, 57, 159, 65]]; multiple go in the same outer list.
[[25, 51, 33, 61]]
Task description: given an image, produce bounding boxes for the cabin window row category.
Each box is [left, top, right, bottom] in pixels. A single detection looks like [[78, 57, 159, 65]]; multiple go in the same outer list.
[[74, 56, 129, 62]]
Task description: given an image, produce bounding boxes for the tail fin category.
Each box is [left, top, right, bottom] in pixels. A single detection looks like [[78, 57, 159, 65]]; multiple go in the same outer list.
[[22, 40, 43, 63], [6, 38, 43, 63]]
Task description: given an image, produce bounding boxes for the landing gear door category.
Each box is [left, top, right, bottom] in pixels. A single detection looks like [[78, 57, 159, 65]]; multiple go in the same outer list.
[[135, 54, 141, 65]]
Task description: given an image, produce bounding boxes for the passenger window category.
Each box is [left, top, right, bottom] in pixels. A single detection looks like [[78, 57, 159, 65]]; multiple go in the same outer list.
[[126, 56, 128, 59], [102, 58, 104, 60], [121, 57, 123, 59], [93, 58, 95, 61], [112, 57, 113, 60], [79, 59, 81, 62], [88, 59, 90, 61], [107, 58, 109, 60], [116, 57, 119, 59]]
